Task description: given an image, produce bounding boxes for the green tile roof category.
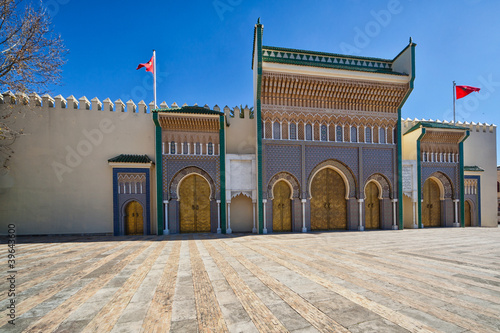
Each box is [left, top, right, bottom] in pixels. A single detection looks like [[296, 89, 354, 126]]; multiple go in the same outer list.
[[153, 106, 223, 115], [464, 166, 484, 172], [261, 46, 407, 76], [108, 154, 153, 164], [405, 121, 469, 135]]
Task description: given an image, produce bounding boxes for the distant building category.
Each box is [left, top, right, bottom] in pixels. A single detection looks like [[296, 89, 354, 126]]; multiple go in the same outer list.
[[0, 20, 497, 235]]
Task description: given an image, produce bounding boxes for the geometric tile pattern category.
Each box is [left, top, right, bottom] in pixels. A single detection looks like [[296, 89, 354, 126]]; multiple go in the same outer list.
[[265, 144, 302, 186], [363, 147, 394, 187], [163, 155, 220, 199], [6, 229, 500, 333], [305, 146, 359, 182], [421, 163, 459, 198]]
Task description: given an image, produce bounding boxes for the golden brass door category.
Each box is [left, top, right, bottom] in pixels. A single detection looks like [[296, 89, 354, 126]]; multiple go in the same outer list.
[[125, 201, 144, 235], [365, 182, 380, 229], [465, 201, 472, 227], [310, 168, 347, 230], [179, 174, 211, 233], [422, 179, 441, 227], [272, 181, 292, 232]]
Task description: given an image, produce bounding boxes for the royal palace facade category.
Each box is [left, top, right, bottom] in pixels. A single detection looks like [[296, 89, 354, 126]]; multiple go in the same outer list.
[[0, 21, 497, 235]]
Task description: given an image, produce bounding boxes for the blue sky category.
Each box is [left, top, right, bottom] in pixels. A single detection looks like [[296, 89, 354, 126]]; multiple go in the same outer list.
[[46, 0, 499, 159]]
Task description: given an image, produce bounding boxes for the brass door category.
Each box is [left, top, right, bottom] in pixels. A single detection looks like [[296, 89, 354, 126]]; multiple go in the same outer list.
[[125, 201, 144, 235], [272, 181, 292, 232], [310, 168, 347, 230], [365, 182, 380, 229], [179, 174, 211, 233], [422, 179, 441, 227], [465, 201, 472, 227]]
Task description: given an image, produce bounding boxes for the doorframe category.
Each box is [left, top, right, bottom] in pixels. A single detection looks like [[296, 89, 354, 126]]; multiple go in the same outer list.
[[112, 168, 151, 236]]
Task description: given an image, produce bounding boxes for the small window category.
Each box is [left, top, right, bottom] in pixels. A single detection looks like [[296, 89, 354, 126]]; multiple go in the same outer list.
[[170, 141, 176, 154], [195, 142, 201, 155], [336, 125, 343, 142], [379, 128, 386, 144], [183, 142, 188, 154], [208, 142, 213, 155], [365, 127, 372, 143], [351, 127, 357, 143], [273, 122, 281, 140], [290, 123, 297, 140], [321, 125, 327, 141], [305, 124, 312, 141]]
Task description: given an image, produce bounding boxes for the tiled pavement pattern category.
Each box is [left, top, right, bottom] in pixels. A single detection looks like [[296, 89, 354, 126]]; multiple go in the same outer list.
[[2, 228, 500, 332]]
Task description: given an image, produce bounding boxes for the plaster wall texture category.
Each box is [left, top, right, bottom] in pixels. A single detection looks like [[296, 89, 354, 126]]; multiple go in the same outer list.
[[464, 125, 497, 227], [0, 98, 155, 235]]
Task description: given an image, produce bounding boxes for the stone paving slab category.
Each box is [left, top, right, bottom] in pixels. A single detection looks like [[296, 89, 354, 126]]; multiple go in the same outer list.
[[2, 228, 500, 332]]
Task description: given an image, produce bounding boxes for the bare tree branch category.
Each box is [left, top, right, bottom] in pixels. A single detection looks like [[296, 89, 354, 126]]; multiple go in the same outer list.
[[0, 0, 67, 170]]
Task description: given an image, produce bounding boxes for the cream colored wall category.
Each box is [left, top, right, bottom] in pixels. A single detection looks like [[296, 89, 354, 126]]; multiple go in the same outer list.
[[225, 107, 256, 154], [463, 123, 497, 227], [230, 194, 253, 232], [402, 121, 422, 160], [0, 95, 155, 235]]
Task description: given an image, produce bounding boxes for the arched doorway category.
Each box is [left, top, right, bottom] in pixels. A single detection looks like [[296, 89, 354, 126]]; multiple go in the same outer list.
[[272, 180, 292, 232], [179, 174, 211, 233], [465, 201, 472, 227], [365, 182, 380, 229], [423, 178, 441, 227], [125, 201, 144, 235], [310, 168, 347, 230]]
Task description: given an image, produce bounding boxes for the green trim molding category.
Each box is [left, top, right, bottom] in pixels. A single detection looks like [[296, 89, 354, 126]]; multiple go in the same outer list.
[[219, 115, 227, 233], [152, 112, 164, 235], [459, 130, 470, 227], [397, 41, 416, 230], [416, 128, 426, 229], [255, 20, 264, 234]]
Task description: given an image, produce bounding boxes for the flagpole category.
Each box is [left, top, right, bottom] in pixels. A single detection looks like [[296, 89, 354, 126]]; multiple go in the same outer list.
[[153, 50, 157, 108], [453, 81, 456, 124]]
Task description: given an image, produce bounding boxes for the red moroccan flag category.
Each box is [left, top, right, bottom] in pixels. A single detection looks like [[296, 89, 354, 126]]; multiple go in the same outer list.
[[456, 85, 480, 99], [136, 55, 154, 74]]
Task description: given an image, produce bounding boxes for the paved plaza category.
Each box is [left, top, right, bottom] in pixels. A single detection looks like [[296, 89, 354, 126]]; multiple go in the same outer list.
[[2, 227, 500, 332]]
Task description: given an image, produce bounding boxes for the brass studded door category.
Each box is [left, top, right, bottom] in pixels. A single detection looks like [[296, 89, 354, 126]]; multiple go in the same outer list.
[[465, 201, 472, 227], [272, 181, 292, 232], [365, 182, 380, 229], [125, 201, 144, 235], [179, 174, 211, 233], [310, 168, 347, 230], [422, 179, 441, 227]]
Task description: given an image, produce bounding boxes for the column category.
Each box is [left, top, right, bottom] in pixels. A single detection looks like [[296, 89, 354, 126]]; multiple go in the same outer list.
[[357, 199, 364, 231], [175, 142, 178, 154], [206, 143, 209, 155], [280, 121, 283, 140], [287, 122, 291, 141], [342, 125, 345, 142], [385, 127, 388, 144], [163, 200, 169, 235], [412, 200, 418, 228], [392, 199, 398, 230], [357, 125, 359, 142], [301, 199, 307, 232], [252, 201, 257, 233], [162, 142, 165, 154], [227, 201, 232, 234], [272, 121, 275, 139], [453, 199, 460, 227], [263, 199, 268, 234], [216, 200, 221, 233], [218, 144, 220, 156], [312, 123, 315, 141], [326, 124, 330, 141]]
